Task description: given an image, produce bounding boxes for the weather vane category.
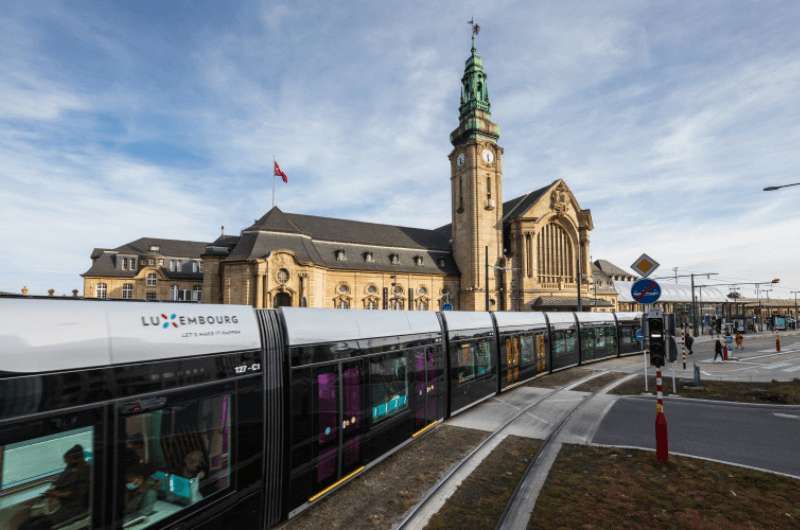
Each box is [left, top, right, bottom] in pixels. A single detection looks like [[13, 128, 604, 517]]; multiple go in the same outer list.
[[467, 17, 480, 50]]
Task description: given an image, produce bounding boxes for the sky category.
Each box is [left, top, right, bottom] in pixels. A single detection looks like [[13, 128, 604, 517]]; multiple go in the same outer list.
[[1, 1, 800, 299]]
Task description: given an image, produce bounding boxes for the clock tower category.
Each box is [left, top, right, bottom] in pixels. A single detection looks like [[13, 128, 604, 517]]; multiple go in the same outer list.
[[448, 26, 504, 311]]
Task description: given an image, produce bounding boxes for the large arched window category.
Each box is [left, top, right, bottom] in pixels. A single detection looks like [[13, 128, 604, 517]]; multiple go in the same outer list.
[[537, 223, 575, 284]]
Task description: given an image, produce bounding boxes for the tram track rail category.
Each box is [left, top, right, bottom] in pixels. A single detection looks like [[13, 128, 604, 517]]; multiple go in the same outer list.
[[393, 369, 611, 530], [495, 372, 635, 530]]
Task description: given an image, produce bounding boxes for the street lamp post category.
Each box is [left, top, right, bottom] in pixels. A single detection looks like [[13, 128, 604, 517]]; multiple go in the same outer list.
[[791, 291, 800, 329]]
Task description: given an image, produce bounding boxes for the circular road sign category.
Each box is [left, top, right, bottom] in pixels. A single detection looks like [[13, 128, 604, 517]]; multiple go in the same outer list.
[[631, 278, 662, 304]]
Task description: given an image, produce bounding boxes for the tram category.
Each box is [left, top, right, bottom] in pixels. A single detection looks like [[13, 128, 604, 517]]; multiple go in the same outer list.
[[0, 300, 642, 530]]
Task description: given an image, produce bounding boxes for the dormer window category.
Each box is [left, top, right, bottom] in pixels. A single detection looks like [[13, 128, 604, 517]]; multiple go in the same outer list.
[[149, 245, 160, 252], [414, 255, 423, 266], [335, 249, 347, 262], [364, 251, 374, 263], [437, 258, 446, 268], [390, 254, 400, 265], [191, 261, 199, 273]]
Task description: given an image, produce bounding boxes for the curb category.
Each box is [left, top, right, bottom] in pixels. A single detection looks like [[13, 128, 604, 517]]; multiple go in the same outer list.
[[621, 394, 800, 410], [590, 442, 800, 481]]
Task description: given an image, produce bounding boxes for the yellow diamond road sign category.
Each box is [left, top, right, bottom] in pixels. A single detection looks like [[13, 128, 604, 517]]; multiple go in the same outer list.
[[631, 253, 660, 278]]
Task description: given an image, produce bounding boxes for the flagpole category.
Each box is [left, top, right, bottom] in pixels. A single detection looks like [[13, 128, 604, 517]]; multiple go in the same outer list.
[[272, 156, 276, 208]]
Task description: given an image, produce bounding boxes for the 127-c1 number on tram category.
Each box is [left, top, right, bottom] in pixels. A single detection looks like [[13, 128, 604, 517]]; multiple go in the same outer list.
[[234, 363, 262, 375]]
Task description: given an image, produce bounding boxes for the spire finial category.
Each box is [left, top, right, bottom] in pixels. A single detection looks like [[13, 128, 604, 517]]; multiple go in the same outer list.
[[467, 17, 480, 52]]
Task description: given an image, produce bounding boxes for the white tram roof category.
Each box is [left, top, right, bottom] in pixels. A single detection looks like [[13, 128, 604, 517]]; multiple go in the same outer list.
[[0, 299, 260, 373], [439, 311, 494, 333], [281, 307, 441, 346], [544, 312, 578, 324], [574, 312, 616, 323], [614, 311, 643, 321], [493, 311, 547, 329]]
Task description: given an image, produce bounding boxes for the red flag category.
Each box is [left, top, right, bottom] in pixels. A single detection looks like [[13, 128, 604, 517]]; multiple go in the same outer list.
[[273, 160, 288, 183]]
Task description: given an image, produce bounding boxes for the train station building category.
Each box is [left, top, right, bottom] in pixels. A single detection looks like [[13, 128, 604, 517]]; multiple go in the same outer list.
[[83, 39, 625, 312]]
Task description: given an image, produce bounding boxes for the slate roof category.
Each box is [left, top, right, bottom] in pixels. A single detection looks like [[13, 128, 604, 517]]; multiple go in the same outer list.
[[244, 207, 451, 250], [83, 237, 209, 279], [114, 237, 209, 258], [226, 207, 458, 275], [594, 259, 637, 280], [502, 181, 556, 223]]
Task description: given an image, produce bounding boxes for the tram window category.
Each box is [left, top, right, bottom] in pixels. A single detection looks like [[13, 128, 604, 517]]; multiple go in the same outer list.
[[455, 343, 476, 383], [117, 392, 232, 529], [581, 328, 596, 357], [519, 335, 535, 366], [454, 340, 492, 383], [0, 426, 93, 530], [370, 353, 408, 423]]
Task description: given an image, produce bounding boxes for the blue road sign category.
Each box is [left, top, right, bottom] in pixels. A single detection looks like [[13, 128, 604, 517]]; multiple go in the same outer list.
[[635, 328, 643, 341], [631, 278, 662, 304], [442, 303, 453, 311]]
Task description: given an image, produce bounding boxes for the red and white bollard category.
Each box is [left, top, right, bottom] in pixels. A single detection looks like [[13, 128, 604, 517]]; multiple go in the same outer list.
[[655, 369, 669, 463]]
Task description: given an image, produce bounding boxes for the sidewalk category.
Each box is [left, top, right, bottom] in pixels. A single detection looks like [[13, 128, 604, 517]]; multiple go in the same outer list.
[[689, 329, 800, 344]]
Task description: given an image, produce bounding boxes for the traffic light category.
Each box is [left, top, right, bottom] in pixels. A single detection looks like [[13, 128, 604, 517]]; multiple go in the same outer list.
[[648, 317, 666, 367]]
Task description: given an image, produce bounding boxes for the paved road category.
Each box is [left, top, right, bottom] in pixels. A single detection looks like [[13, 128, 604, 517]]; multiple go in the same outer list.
[[593, 396, 800, 476]]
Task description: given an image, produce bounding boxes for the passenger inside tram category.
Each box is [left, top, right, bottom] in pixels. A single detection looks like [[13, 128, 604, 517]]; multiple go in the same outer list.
[[119, 393, 231, 528], [4, 443, 91, 530]]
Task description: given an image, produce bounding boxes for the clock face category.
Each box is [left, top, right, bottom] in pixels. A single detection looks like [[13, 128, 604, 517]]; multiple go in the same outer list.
[[482, 149, 494, 164], [456, 152, 465, 168]]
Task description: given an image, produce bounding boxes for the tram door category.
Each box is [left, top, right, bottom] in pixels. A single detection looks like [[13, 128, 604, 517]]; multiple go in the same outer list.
[[413, 345, 444, 430], [313, 361, 365, 491]]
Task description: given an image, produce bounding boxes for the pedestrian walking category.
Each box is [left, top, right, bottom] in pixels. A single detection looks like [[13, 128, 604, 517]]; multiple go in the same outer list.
[[713, 338, 724, 362], [735, 331, 744, 351]]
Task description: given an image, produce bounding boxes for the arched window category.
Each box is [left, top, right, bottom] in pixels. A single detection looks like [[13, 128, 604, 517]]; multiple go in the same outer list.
[[146, 272, 157, 287], [96, 283, 107, 299], [122, 283, 133, 300], [486, 176, 492, 200], [536, 223, 575, 284], [389, 298, 404, 310], [364, 298, 379, 310], [525, 233, 533, 278], [336, 299, 351, 309]]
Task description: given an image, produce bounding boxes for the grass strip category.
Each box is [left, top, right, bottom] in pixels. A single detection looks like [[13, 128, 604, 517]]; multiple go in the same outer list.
[[531, 444, 800, 529], [527, 367, 595, 389], [612, 375, 800, 404], [572, 371, 628, 393], [425, 435, 542, 530], [285, 425, 487, 530]]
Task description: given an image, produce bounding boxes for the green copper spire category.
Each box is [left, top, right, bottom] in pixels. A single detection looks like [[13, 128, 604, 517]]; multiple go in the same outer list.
[[459, 21, 491, 120], [451, 20, 499, 145]]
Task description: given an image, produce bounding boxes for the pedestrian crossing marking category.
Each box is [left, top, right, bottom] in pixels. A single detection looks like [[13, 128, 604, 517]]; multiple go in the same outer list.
[[782, 365, 800, 373]]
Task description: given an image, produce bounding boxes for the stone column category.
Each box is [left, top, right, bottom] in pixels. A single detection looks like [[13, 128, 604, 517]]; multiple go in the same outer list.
[[255, 261, 267, 308]]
